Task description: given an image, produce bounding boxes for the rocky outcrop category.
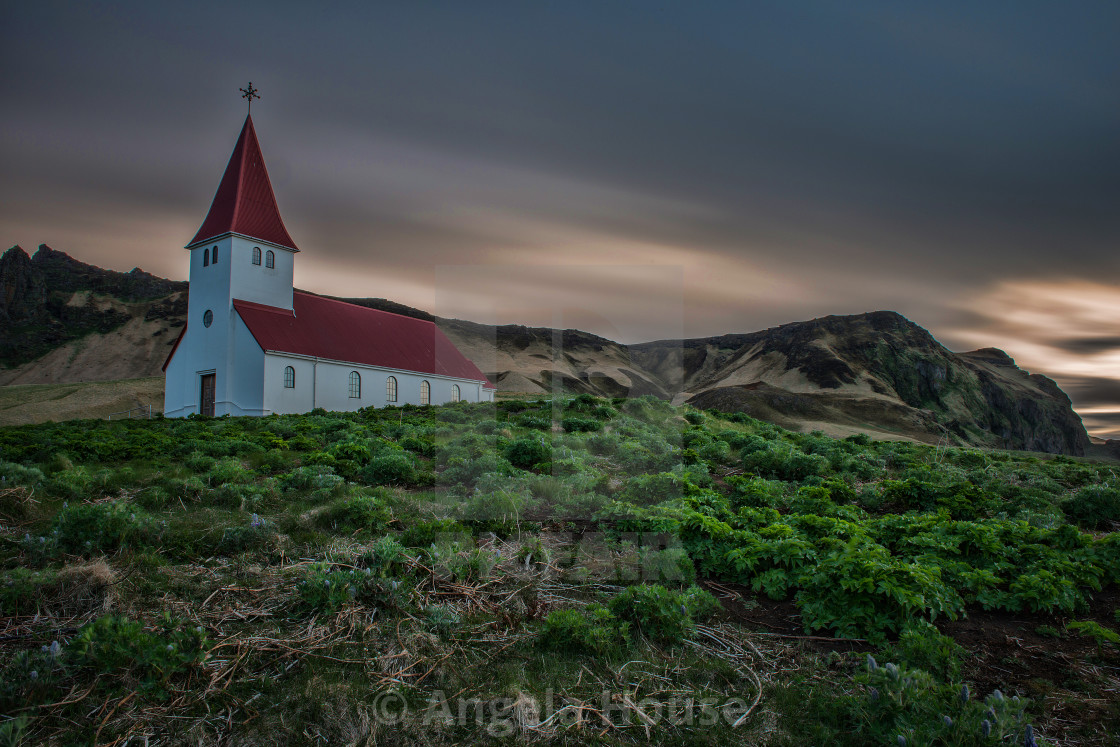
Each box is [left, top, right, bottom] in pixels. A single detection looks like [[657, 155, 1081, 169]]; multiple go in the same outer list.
[[0, 245, 187, 368]]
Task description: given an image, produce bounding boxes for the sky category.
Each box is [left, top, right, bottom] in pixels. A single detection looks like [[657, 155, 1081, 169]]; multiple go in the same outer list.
[[2, 1, 1118, 437]]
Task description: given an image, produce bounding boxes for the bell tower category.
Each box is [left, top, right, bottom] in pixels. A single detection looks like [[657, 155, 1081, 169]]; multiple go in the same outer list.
[[164, 86, 300, 418]]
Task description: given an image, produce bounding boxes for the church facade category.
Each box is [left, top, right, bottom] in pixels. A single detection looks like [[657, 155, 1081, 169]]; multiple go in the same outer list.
[[163, 115, 495, 418]]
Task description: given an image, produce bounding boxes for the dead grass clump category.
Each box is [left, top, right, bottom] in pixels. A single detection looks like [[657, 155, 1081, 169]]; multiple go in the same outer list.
[[0, 485, 38, 524], [54, 558, 116, 617]]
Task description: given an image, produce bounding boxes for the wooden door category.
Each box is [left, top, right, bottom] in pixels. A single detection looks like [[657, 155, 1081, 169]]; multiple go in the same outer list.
[[200, 374, 215, 416]]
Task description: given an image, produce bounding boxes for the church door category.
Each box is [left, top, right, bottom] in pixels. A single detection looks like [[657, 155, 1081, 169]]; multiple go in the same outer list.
[[200, 374, 216, 416]]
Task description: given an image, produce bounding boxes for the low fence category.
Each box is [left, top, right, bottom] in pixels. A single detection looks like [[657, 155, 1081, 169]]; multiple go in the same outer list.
[[107, 405, 157, 420]]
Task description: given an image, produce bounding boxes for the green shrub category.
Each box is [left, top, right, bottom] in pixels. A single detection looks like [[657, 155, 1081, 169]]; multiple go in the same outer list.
[[296, 562, 411, 613], [67, 614, 209, 698], [515, 414, 551, 431], [0, 460, 44, 487], [216, 514, 276, 554], [505, 437, 552, 470], [1065, 620, 1120, 653], [362, 452, 417, 486], [281, 465, 345, 492], [537, 605, 630, 656], [830, 658, 1041, 747], [607, 584, 718, 644], [319, 491, 392, 532], [399, 435, 434, 456], [356, 535, 408, 577], [1062, 485, 1120, 529], [38, 501, 160, 556], [0, 568, 54, 616], [888, 619, 965, 680], [440, 452, 515, 487], [400, 519, 468, 548], [561, 416, 602, 433]]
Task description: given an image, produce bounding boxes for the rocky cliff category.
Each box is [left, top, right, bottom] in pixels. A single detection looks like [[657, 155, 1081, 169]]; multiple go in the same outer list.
[[0, 245, 186, 376]]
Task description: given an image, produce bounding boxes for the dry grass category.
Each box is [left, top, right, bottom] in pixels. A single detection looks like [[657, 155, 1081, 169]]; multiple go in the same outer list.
[[0, 377, 163, 426]]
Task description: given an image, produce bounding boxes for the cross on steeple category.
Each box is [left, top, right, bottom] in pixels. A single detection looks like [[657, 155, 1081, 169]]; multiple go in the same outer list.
[[240, 82, 260, 112]]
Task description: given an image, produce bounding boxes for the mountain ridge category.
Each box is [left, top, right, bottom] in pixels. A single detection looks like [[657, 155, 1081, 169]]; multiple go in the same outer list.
[[0, 245, 1090, 455]]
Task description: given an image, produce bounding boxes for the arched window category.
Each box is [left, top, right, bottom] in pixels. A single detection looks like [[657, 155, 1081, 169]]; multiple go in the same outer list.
[[348, 371, 361, 398], [265, 250, 275, 269], [252, 247, 262, 265], [283, 366, 295, 388], [212, 245, 218, 264], [385, 376, 398, 403], [203, 248, 209, 267], [203, 309, 213, 328], [420, 380, 430, 405], [451, 384, 461, 402]]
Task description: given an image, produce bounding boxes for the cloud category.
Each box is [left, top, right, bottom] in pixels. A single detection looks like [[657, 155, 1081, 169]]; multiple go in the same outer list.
[[1049, 337, 1120, 356], [947, 279, 1120, 437], [1050, 377, 1120, 409]]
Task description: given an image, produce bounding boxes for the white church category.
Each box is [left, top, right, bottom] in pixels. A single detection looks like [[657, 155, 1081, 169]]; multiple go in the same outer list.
[[163, 113, 495, 417]]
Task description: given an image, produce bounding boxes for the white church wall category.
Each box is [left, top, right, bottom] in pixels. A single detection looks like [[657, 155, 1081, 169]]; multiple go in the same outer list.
[[164, 237, 236, 417], [262, 355, 316, 415], [228, 236, 295, 311], [257, 353, 491, 415], [222, 315, 266, 416]]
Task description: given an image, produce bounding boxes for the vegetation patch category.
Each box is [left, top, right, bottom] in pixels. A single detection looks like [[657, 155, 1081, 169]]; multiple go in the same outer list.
[[0, 395, 1115, 744]]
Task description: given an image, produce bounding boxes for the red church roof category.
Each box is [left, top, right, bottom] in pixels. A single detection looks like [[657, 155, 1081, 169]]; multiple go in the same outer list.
[[188, 115, 299, 251], [233, 292, 493, 386]]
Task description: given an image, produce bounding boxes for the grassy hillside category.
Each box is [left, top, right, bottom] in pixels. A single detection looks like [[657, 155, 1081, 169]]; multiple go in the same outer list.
[[0, 377, 164, 427], [1, 397, 1117, 745]]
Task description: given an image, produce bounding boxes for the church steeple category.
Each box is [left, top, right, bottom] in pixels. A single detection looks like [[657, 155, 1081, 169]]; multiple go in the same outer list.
[[188, 115, 298, 252]]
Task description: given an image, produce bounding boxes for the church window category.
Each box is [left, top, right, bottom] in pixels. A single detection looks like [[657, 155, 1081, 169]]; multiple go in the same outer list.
[[212, 245, 218, 263], [451, 384, 461, 402], [386, 376, 398, 402], [265, 250, 275, 269], [252, 247, 262, 265], [284, 366, 295, 388], [203, 309, 213, 328], [349, 371, 361, 398], [203, 248, 209, 267], [420, 380, 430, 405]]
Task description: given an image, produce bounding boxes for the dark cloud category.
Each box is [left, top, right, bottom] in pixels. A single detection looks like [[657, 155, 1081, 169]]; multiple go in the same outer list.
[[1080, 412, 1120, 441], [2, 1, 1118, 429], [1051, 376, 1120, 409], [1050, 337, 1120, 356]]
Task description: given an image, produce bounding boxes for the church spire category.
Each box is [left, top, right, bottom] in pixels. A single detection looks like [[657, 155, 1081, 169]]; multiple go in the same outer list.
[[188, 115, 299, 251]]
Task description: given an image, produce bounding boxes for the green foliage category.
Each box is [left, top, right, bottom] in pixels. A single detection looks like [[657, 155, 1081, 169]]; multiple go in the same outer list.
[[281, 465, 345, 493], [67, 615, 209, 698], [1062, 484, 1120, 529], [832, 658, 1042, 747], [296, 561, 411, 614], [318, 490, 392, 532], [1065, 620, 1120, 652], [561, 416, 602, 433], [216, 513, 276, 554], [0, 460, 44, 487], [796, 540, 963, 642], [32, 500, 160, 557], [361, 452, 418, 486], [400, 518, 468, 548], [607, 584, 718, 644], [0, 568, 54, 616], [505, 436, 552, 470], [888, 620, 965, 680], [537, 605, 630, 657]]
